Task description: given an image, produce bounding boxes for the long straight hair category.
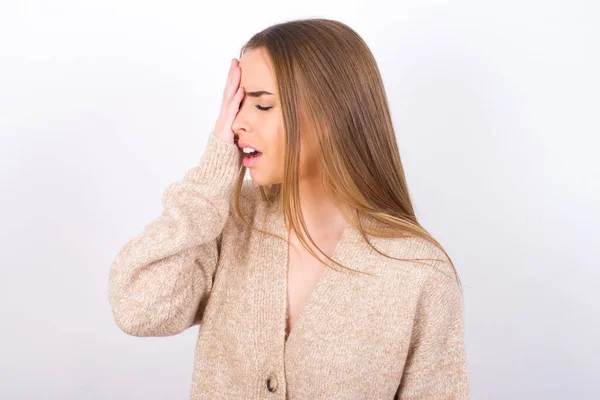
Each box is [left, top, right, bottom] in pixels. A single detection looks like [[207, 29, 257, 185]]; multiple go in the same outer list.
[[231, 18, 461, 290]]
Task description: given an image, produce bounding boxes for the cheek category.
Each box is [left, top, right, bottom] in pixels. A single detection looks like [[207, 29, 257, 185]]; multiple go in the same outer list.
[[262, 130, 286, 173]]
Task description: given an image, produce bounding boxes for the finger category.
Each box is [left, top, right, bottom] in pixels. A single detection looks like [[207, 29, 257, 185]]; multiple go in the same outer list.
[[223, 66, 240, 100], [222, 60, 236, 95], [230, 87, 243, 111], [225, 87, 244, 123], [226, 60, 235, 84]]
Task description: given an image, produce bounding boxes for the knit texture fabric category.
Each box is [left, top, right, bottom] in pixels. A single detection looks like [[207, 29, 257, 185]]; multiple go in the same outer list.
[[107, 131, 469, 399]]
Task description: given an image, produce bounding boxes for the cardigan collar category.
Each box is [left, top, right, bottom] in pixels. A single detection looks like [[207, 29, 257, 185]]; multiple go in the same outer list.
[[259, 197, 380, 345]]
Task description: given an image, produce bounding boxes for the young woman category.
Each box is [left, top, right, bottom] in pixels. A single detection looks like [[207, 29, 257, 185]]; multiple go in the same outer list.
[[108, 18, 469, 399]]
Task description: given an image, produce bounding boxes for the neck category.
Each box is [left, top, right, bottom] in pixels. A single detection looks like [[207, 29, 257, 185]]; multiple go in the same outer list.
[[294, 174, 353, 237]]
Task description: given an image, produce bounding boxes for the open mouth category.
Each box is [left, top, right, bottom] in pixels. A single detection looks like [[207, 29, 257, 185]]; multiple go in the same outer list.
[[240, 146, 263, 158], [244, 150, 262, 158], [242, 149, 263, 168], [235, 136, 263, 161]]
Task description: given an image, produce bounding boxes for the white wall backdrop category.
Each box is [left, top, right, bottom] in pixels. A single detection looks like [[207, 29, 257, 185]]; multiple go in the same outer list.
[[1, 1, 598, 399]]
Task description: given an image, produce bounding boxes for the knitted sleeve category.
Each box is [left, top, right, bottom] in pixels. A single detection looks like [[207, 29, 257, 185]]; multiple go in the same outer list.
[[396, 261, 470, 399], [107, 131, 241, 337]]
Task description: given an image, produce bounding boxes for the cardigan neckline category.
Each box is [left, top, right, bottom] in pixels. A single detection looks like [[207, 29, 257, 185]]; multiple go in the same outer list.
[[264, 203, 365, 346]]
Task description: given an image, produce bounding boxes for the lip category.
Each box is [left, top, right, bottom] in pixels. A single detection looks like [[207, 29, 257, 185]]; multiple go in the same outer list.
[[236, 139, 261, 152], [242, 151, 263, 168]]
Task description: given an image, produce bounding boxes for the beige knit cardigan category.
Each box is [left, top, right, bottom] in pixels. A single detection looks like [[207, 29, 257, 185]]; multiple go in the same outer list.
[[107, 131, 469, 399]]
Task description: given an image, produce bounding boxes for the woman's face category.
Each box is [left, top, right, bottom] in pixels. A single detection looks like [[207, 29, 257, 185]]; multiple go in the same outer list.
[[232, 47, 317, 186]]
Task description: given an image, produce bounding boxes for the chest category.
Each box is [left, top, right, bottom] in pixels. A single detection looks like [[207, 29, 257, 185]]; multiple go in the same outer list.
[[198, 217, 421, 398], [285, 229, 342, 338]]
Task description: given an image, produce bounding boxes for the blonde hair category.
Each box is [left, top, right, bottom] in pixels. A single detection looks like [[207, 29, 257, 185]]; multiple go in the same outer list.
[[231, 18, 462, 291]]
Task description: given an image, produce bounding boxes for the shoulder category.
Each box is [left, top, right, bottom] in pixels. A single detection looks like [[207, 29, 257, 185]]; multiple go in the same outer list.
[[368, 233, 460, 293], [369, 233, 451, 272], [399, 236, 455, 277], [398, 236, 462, 307]]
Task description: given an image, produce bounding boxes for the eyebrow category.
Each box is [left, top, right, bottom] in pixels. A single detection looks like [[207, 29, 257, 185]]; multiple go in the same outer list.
[[244, 90, 275, 97]]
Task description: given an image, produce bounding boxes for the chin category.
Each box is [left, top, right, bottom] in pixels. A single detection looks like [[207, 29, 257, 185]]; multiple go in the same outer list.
[[251, 172, 282, 188], [249, 170, 266, 185]]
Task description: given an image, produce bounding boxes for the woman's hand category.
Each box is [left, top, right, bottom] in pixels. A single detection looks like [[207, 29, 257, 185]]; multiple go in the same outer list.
[[213, 58, 245, 144]]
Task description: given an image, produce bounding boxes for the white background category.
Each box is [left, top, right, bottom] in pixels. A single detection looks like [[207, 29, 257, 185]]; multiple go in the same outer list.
[[1, 1, 598, 399]]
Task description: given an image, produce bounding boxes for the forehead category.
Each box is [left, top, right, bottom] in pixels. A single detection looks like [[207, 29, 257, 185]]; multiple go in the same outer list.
[[239, 48, 276, 91]]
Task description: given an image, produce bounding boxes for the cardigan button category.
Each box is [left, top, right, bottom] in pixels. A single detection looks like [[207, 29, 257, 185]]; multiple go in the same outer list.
[[266, 374, 278, 392]]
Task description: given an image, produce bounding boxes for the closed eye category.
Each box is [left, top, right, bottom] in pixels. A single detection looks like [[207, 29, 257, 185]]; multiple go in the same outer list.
[[255, 105, 273, 111]]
